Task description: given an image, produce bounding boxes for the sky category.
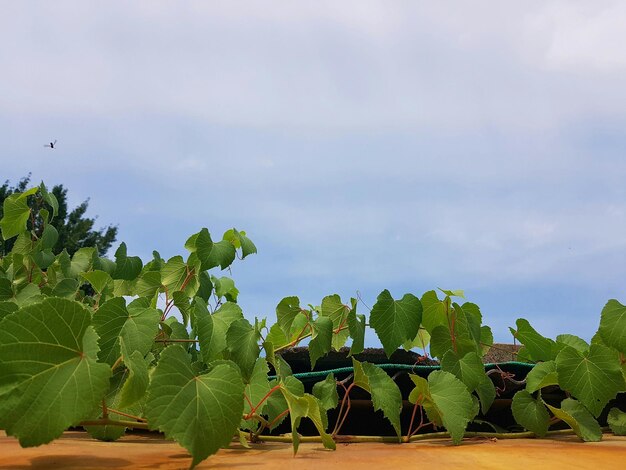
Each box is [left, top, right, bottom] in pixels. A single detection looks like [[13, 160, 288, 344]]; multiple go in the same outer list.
[[2, 1, 626, 344]]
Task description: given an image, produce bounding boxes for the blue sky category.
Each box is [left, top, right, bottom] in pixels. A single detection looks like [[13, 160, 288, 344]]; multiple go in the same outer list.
[[3, 1, 626, 343]]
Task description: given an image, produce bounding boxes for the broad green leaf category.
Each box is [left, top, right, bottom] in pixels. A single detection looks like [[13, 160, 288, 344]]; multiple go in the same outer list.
[[403, 328, 431, 351], [599, 299, 626, 354], [475, 374, 496, 414], [309, 316, 333, 369], [244, 358, 271, 413], [545, 398, 602, 442], [276, 296, 303, 336], [41, 224, 59, 250], [352, 359, 402, 437], [440, 351, 484, 392], [0, 278, 12, 300], [14, 283, 42, 307], [209, 302, 244, 357], [312, 373, 339, 411], [0, 301, 18, 320], [265, 375, 301, 430], [81, 270, 113, 294], [171, 291, 191, 326], [233, 229, 257, 258], [331, 328, 350, 351], [112, 243, 143, 281], [161, 256, 196, 295], [279, 386, 335, 453], [52, 278, 79, 299], [226, 318, 260, 381], [370, 290, 422, 358], [32, 248, 55, 269], [145, 346, 244, 468], [93, 297, 160, 366], [509, 319, 556, 362], [555, 344, 625, 417], [347, 302, 365, 356], [430, 324, 476, 359], [195, 300, 220, 363], [607, 407, 626, 435], [39, 182, 59, 218], [556, 334, 589, 353], [68, 248, 94, 277], [525, 360, 558, 393], [0, 192, 31, 240], [428, 370, 476, 444], [0, 298, 111, 446], [212, 275, 238, 301], [421, 290, 446, 333], [408, 374, 442, 426], [118, 338, 149, 409], [511, 390, 549, 436], [479, 326, 494, 356], [186, 228, 236, 271], [321, 294, 348, 328], [135, 271, 162, 298]]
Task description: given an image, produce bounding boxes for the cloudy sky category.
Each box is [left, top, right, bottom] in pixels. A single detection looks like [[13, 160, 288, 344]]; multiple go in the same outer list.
[[3, 1, 626, 343]]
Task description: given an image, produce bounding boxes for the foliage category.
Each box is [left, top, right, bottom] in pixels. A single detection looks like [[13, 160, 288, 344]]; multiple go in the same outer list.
[[0, 175, 117, 257], [1, 184, 626, 469]]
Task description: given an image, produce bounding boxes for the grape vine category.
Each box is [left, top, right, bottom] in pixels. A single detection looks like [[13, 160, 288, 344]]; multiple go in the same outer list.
[[0, 183, 625, 469]]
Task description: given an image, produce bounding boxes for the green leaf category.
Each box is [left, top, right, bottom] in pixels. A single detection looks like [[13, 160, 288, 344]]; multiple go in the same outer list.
[[118, 339, 149, 409], [0, 298, 111, 446], [320, 294, 348, 328], [475, 374, 496, 414], [52, 278, 79, 299], [0, 301, 18, 321], [403, 328, 431, 351], [233, 229, 257, 258], [0, 192, 31, 240], [81, 270, 113, 295], [265, 376, 302, 430], [555, 344, 625, 417], [68, 247, 95, 277], [421, 290, 446, 333], [309, 316, 333, 369], [428, 370, 476, 444], [276, 296, 303, 336], [556, 334, 589, 353], [195, 299, 219, 364], [208, 302, 244, 358], [135, 271, 162, 298], [41, 224, 59, 250], [607, 408, 626, 435], [112, 243, 143, 281], [312, 373, 339, 411], [146, 346, 244, 468], [39, 182, 59, 219], [347, 299, 365, 356], [479, 326, 494, 356], [438, 288, 465, 298], [511, 390, 550, 437], [408, 374, 443, 426], [545, 398, 602, 442], [279, 386, 336, 453], [599, 299, 626, 354], [525, 360, 558, 393], [226, 318, 260, 381], [440, 351, 484, 392], [161, 256, 196, 295], [509, 319, 556, 362], [187, 228, 237, 271], [370, 290, 422, 358], [244, 358, 271, 415], [93, 297, 160, 366], [212, 275, 238, 301], [0, 278, 12, 300], [352, 359, 402, 438]]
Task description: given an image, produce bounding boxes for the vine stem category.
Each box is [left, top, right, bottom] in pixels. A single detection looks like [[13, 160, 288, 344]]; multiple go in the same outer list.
[[79, 419, 150, 430], [243, 384, 281, 419], [253, 428, 608, 444], [107, 408, 147, 423]]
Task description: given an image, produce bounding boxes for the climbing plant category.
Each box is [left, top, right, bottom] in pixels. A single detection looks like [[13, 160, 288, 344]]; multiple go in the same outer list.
[[1, 183, 625, 469]]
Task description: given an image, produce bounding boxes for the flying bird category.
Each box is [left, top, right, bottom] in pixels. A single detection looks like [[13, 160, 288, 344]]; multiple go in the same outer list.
[[44, 140, 57, 149]]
